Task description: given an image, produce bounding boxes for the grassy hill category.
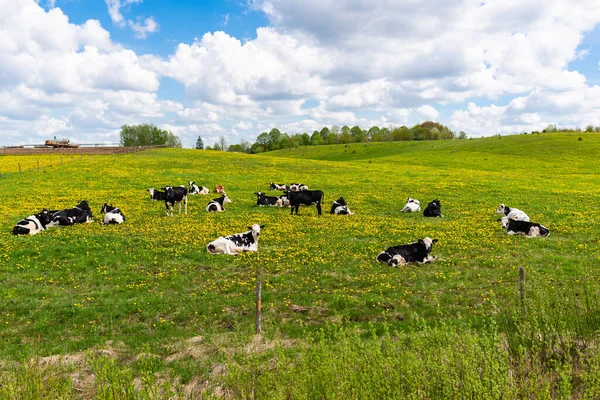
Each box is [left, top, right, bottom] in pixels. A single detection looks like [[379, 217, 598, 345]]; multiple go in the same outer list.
[[1, 132, 600, 397]]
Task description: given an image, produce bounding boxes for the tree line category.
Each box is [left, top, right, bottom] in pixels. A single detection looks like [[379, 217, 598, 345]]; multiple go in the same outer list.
[[199, 121, 466, 153]]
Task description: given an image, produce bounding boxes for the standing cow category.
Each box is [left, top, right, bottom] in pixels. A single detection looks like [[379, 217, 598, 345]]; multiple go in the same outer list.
[[286, 189, 324, 216]]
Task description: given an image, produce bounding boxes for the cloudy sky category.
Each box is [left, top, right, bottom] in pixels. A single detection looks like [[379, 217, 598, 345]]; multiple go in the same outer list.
[[1, 0, 600, 147]]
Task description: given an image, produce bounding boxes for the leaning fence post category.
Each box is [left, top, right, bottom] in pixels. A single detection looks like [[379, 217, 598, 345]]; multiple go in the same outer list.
[[519, 266, 525, 315], [255, 280, 262, 334]]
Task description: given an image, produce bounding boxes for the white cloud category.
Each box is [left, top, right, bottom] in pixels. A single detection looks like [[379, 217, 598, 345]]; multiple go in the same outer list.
[[415, 105, 440, 121], [235, 121, 253, 130], [104, 0, 158, 38], [128, 16, 158, 39]]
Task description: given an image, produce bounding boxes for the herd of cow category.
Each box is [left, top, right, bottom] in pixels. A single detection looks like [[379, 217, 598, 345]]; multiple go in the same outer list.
[[11, 201, 125, 236], [11, 180, 550, 267]]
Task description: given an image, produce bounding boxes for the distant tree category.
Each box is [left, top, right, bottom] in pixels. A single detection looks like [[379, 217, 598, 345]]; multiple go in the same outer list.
[[350, 126, 364, 142], [458, 131, 467, 139], [300, 132, 311, 146], [543, 124, 557, 133], [228, 143, 244, 152], [319, 127, 330, 141], [368, 126, 382, 142], [195, 136, 204, 149], [311, 130, 322, 145], [331, 125, 340, 135], [268, 128, 282, 150], [240, 139, 251, 153], [341, 125, 350, 136], [119, 124, 181, 147], [586, 124, 595, 132], [218, 135, 227, 151], [255, 132, 270, 152]]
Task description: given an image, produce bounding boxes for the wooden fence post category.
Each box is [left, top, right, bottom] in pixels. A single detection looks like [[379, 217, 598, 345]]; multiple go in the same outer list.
[[519, 266, 525, 316], [37, 159, 40, 170], [18, 163, 21, 174], [255, 280, 262, 334]]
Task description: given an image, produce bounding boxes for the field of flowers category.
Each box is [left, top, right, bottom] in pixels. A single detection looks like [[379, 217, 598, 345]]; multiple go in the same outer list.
[[1, 132, 600, 397]]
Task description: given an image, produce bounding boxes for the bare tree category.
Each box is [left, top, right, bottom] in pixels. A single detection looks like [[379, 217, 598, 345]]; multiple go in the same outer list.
[[218, 135, 227, 151]]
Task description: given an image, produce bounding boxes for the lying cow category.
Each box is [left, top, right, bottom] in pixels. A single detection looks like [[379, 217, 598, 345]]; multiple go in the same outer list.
[[276, 195, 290, 207], [189, 181, 210, 195], [376, 237, 439, 266], [47, 200, 93, 227], [207, 224, 265, 255], [207, 194, 231, 212], [401, 198, 421, 212], [270, 182, 287, 191], [423, 199, 443, 217], [147, 188, 167, 201], [496, 204, 530, 222], [501, 217, 549, 237], [330, 197, 354, 215], [100, 203, 126, 225], [254, 192, 280, 206], [287, 189, 324, 215], [162, 186, 188, 216], [214, 185, 225, 193], [12, 209, 52, 235]]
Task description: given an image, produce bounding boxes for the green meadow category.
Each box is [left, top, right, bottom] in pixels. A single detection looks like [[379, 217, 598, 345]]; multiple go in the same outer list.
[[1, 132, 600, 398]]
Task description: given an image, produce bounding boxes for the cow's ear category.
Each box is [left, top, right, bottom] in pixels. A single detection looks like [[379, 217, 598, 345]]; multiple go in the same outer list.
[[260, 225, 265, 229], [418, 239, 424, 244], [432, 239, 438, 244], [248, 226, 252, 230]]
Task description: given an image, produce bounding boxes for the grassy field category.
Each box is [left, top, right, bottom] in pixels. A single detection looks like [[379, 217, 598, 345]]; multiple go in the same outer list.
[[1, 132, 600, 398]]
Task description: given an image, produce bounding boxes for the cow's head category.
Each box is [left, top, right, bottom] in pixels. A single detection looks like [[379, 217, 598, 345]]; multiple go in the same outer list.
[[37, 209, 52, 226], [77, 200, 90, 210], [496, 204, 506, 215], [406, 197, 419, 205], [189, 181, 195, 187], [147, 188, 155, 198], [100, 203, 109, 214], [223, 194, 232, 204], [500, 216, 510, 230], [334, 197, 346, 206], [419, 237, 438, 252]]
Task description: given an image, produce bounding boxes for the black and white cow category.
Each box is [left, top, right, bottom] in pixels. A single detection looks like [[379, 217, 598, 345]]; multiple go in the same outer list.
[[376, 237, 439, 266], [254, 192, 280, 206], [401, 198, 421, 212], [298, 184, 309, 191], [100, 203, 126, 225], [276, 195, 290, 207], [330, 197, 354, 215], [496, 204, 530, 222], [289, 183, 300, 192], [501, 217, 549, 237], [147, 188, 167, 201], [286, 189, 324, 215], [270, 182, 287, 191], [162, 186, 188, 216], [423, 199, 443, 217], [206, 194, 232, 212], [47, 200, 93, 227], [207, 224, 265, 255], [12, 209, 52, 235], [189, 181, 210, 195]]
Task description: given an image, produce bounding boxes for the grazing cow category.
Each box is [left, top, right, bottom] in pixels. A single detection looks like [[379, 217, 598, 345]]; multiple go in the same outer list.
[[270, 182, 287, 191], [423, 199, 443, 217], [47, 200, 93, 227], [100, 204, 126, 225], [254, 192, 280, 206], [147, 188, 167, 201], [12, 209, 52, 235], [401, 198, 421, 213], [206, 194, 232, 212], [299, 184, 309, 191], [189, 181, 210, 195], [376, 237, 439, 266], [276, 195, 291, 207], [214, 185, 225, 193], [207, 224, 265, 255], [501, 217, 549, 237], [287, 189, 324, 215], [496, 204, 530, 222], [162, 186, 188, 216], [330, 197, 354, 215]]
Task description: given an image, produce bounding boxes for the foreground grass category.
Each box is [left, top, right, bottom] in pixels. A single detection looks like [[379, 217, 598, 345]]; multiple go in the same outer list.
[[1, 132, 600, 397]]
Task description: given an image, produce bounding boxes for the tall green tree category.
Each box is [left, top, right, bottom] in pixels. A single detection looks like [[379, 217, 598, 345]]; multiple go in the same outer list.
[[119, 124, 181, 147], [195, 136, 204, 149]]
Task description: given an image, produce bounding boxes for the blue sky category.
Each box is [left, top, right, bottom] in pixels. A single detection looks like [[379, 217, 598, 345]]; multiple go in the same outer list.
[[1, 0, 600, 147]]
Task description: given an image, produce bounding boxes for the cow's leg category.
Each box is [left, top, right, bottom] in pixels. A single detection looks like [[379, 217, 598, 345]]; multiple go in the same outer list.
[[184, 195, 188, 214], [316, 201, 322, 216], [290, 206, 295, 215], [178, 201, 182, 215]]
